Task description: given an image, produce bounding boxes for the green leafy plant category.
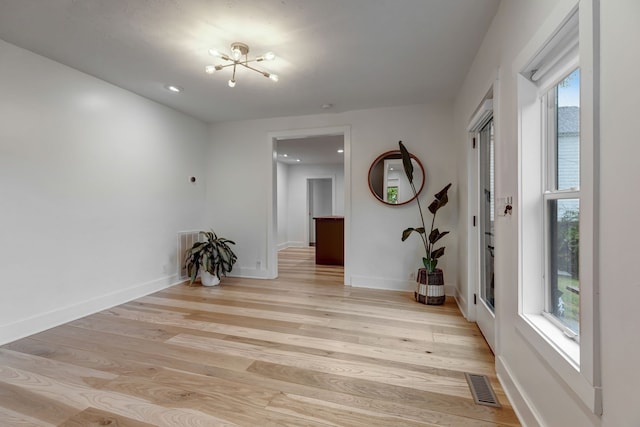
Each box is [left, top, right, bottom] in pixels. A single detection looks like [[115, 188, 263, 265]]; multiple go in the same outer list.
[[184, 230, 237, 285], [399, 141, 452, 272]]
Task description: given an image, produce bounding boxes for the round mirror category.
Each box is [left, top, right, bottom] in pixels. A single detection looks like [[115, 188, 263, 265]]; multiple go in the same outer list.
[[368, 150, 425, 205]]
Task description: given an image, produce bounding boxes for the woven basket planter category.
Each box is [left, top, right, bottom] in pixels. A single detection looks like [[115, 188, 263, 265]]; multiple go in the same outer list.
[[415, 268, 445, 305]]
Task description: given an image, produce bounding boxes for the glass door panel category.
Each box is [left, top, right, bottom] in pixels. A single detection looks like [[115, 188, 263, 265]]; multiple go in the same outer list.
[[479, 119, 495, 312]]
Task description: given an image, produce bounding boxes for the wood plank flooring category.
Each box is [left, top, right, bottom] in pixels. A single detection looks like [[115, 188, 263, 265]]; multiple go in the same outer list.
[[0, 247, 520, 426]]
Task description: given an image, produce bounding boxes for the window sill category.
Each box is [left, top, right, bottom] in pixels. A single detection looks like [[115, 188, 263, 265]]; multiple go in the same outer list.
[[516, 314, 601, 414], [519, 313, 579, 366]]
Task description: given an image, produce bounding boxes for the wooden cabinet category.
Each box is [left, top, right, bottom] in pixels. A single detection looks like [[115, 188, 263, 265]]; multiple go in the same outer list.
[[314, 216, 344, 265]]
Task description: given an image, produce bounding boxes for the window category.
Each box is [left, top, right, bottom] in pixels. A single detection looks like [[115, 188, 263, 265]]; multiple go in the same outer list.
[[386, 186, 398, 203], [544, 69, 580, 337], [519, 11, 582, 350], [517, 3, 600, 414]]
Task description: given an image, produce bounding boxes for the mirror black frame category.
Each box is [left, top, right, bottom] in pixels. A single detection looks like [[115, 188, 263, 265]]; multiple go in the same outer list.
[[368, 150, 426, 206]]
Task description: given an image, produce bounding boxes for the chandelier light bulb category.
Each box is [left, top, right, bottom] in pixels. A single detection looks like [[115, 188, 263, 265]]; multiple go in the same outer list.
[[209, 49, 222, 57], [263, 51, 276, 61], [204, 65, 216, 74], [269, 74, 279, 82], [228, 79, 236, 88], [231, 47, 242, 61]]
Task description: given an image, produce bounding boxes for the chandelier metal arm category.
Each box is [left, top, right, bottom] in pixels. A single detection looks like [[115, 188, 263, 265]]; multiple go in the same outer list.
[[214, 62, 236, 70], [241, 57, 263, 64], [213, 60, 268, 73], [239, 62, 272, 77], [212, 59, 274, 79], [216, 57, 262, 66]]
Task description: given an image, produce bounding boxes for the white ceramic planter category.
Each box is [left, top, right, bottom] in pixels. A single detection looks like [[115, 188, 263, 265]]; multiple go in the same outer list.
[[200, 270, 220, 286]]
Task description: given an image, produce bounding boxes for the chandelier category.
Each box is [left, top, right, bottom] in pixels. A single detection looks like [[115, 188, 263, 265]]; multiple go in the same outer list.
[[205, 42, 279, 87]]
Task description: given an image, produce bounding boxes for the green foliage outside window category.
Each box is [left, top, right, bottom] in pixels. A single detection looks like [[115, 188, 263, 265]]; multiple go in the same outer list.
[[387, 186, 398, 203]]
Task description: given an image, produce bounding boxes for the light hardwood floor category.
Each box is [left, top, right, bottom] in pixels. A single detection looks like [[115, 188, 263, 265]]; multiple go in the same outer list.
[[0, 247, 520, 426]]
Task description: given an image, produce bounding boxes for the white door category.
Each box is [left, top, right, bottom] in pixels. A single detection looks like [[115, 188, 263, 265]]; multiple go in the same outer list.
[[476, 118, 496, 352]]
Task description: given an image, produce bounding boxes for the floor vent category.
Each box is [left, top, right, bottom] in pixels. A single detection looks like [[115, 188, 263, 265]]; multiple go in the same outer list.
[[465, 373, 501, 408]]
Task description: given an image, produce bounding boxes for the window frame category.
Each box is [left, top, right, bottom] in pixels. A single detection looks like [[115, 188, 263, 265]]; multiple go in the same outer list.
[[515, 1, 601, 415], [542, 194, 580, 339], [541, 75, 581, 338]]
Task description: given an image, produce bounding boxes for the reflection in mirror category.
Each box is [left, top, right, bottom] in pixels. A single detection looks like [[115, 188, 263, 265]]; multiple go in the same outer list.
[[368, 151, 425, 205]]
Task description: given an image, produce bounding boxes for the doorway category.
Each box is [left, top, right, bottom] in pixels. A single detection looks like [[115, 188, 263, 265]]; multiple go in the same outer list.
[[267, 126, 351, 283], [468, 91, 496, 353]]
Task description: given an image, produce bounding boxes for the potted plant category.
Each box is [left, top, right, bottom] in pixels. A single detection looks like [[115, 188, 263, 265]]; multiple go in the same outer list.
[[398, 141, 452, 305], [184, 230, 237, 286]]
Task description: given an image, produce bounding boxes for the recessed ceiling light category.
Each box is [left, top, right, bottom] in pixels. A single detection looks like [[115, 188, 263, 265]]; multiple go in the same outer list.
[[296, 159, 301, 162], [165, 84, 182, 93], [321, 103, 333, 109], [282, 154, 288, 157], [337, 149, 344, 153]]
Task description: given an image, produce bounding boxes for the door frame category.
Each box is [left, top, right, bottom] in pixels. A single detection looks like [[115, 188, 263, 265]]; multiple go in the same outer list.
[[467, 73, 499, 353], [267, 126, 351, 284], [474, 116, 496, 353]]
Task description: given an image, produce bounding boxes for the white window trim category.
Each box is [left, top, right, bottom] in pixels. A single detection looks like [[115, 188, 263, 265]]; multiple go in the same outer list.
[[514, 0, 601, 415]]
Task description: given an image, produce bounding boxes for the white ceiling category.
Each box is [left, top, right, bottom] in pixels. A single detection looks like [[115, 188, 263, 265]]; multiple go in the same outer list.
[[0, 0, 500, 124], [276, 135, 344, 165]]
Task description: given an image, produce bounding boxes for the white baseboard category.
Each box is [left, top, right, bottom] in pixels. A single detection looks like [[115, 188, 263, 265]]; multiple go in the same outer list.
[[454, 288, 473, 320], [496, 355, 542, 427], [0, 274, 180, 346], [444, 284, 456, 297], [350, 275, 414, 291], [350, 276, 457, 295], [277, 241, 307, 250], [228, 267, 272, 279]]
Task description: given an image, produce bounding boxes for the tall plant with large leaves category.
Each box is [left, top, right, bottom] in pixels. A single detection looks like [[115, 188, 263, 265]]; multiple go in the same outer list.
[[399, 141, 452, 272], [184, 230, 237, 285]]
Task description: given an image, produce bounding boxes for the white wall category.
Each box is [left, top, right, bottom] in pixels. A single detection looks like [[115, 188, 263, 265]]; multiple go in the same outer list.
[[206, 104, 456, 290], [312, 179, 333, 217], [0, 39, 209, 345], [276, 161, 289, 248], [599, 1, 640, 425], [309, 177, 332, 244], [454, 0, 640, 425]]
